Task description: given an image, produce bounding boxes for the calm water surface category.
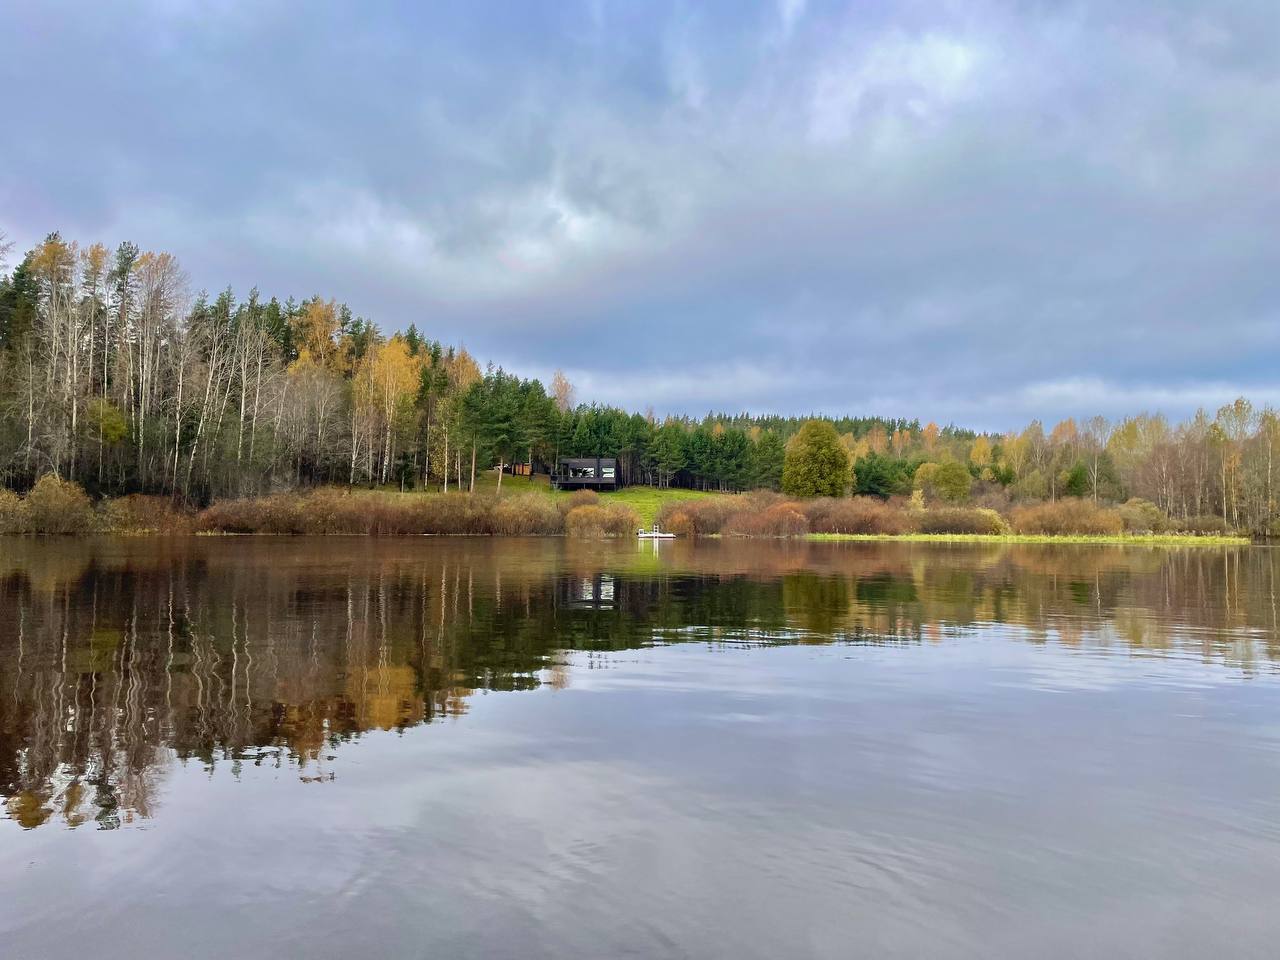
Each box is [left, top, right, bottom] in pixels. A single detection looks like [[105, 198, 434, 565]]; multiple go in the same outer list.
[[2, 537, 1279, 959]]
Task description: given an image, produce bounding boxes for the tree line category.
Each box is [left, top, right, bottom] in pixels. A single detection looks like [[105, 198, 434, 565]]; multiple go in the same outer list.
[[0, 231, 1276, 533]]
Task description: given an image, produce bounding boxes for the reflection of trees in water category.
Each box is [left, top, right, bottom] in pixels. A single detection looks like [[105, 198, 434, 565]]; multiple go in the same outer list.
[[1, 538, 1277, 829]]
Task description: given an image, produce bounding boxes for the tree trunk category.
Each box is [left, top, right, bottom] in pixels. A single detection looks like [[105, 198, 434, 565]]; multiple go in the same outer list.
[[442, 426, 449, 493], [423, 408, 432, 488]]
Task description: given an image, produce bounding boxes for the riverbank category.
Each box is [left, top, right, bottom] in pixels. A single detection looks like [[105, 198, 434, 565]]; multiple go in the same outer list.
[[0, 475, 1255, 542], [806, 532, 1250, 546]]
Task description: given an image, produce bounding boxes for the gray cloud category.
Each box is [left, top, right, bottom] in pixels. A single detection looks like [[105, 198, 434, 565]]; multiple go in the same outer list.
[[2, 0, 1277, 429]]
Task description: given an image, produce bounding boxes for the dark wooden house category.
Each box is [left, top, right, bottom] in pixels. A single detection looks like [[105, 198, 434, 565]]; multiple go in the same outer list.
[[551, 457, 619, 491]]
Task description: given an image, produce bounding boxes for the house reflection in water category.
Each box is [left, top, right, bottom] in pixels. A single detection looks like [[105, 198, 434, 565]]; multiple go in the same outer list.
[[563, 573, 616, 609]]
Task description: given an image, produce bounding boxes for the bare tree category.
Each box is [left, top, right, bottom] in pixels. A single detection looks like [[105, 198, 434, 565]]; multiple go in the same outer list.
[[1083, 415, 1111, 502], [551, 369, 574, 413]]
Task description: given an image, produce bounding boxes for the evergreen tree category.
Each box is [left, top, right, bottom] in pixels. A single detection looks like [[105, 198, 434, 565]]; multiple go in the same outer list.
[[750, 431, 785, 490]]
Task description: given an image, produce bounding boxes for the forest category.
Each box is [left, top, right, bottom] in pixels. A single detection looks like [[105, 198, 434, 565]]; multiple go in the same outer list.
[[1, 231, 1277, 535]]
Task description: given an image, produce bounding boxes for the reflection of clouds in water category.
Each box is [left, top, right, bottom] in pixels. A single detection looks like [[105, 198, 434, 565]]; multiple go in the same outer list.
[[984, 622, 1268, 694]]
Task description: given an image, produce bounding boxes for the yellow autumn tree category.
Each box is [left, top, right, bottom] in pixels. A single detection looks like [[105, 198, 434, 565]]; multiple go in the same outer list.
[[922, 422, 940, 452], [353, 336, 421, 485], [969, 435, 992, 468], [293, 299, 340, 368], [1003, 430, 1028, 479]]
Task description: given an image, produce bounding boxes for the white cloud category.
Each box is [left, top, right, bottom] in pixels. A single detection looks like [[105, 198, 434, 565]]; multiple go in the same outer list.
[[808, 31, 983, 143], [3, 0, 1278, 425], [777, 0, 807, 37]]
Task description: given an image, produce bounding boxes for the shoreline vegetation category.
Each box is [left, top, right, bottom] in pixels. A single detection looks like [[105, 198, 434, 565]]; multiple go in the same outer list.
[[2, 234, 1277, 539], [0, 474, 1254, 544], [806, 533, 1248, 546]]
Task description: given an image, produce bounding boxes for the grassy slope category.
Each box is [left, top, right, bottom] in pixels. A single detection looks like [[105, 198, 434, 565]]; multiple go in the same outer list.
[[597, 486, 721, 526], [466, 472, 720, 525]]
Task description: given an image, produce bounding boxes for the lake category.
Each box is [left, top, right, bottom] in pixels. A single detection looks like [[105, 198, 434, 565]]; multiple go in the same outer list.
[[2, 537, 1279, 959]]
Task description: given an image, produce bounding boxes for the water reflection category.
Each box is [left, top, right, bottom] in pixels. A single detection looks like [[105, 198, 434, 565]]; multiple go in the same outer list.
[[1, 537, 1277, 829]]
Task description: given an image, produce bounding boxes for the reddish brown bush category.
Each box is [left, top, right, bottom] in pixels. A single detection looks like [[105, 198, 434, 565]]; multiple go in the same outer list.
[[664, 510, 695, 538], [0, 489, 29, 533], [197, 489, 506, 535], [198, 494, 306, 533], [1177, 514, 1232, 536], [414, 493, 494, 534], [292, 488, 363, 534], [98, 495, 194, 534], [25, 475, 95, 534], [1116, 498, 1171, 534], [491, 493, 563, 535], [916, 507, 1006, 535], [564, 503, 639, 538], [344, 496, 420, 534], [558, 489, 601, 516], [1010, 498, 1123, 535], [724, 501, 808, 537], [802, 497, 911, 535], [654, 496, 741, 535]]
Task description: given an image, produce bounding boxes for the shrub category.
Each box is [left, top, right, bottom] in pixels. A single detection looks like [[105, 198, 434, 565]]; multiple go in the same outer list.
[[655, 497, 741, 535], [564, 503, 639, 538], [803, 497, 910, 535], [25, 474, 95, 534], [295, 488, 361, 534], [0, 489, 28, 533], [1010, 498, 1123, 535], [971, 487, 1012, 513], [558, 489, 600, 515], [197, 489, 516, 536], [348, 495, 411, 534], [362, 493, 436, 535], [491, 493, 562, 535], [978, 508, 1009, 534], [416, 493, 493, 535], [98, 495, 194, 534], [1178, 514, 1231, 536], [604, 503, 641, 536], [1117, 498, 1170, 534], [664, 510, 695, 538], [724, 501, 808, 537], [198, 494, 306, 534], [916, 507, 1007, 535], [735, 489, 788, 512]]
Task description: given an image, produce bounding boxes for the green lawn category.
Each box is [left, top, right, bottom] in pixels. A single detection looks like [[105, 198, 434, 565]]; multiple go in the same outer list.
[[463, 471, 547, 494], [440, 471, 724, 526], [596, 486, 721, 526]]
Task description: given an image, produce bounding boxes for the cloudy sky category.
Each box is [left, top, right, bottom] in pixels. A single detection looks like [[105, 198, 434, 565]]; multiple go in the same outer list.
[[3, 0, 1278, 428]]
